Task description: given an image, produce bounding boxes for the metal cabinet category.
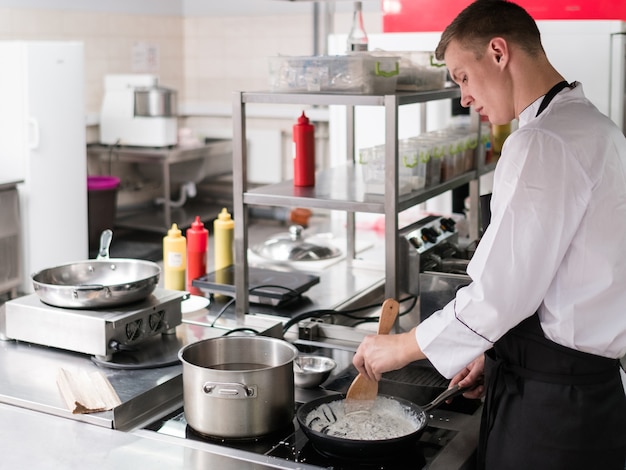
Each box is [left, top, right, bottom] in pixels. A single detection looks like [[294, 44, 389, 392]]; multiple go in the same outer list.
[[232, 89, 494, 317], [0, 181, 22, 299]]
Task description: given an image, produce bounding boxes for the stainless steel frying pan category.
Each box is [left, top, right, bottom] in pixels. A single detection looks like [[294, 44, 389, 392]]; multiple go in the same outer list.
[[31, 230, 161, 309]]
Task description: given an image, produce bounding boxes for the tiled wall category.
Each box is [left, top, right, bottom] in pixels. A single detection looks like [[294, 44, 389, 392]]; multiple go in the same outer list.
[[0, 8, 184, 114], [0, 6, 382, 115]]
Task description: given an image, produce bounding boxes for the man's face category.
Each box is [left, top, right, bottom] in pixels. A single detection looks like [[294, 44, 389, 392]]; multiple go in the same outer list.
[[444, 38, 511, 125]]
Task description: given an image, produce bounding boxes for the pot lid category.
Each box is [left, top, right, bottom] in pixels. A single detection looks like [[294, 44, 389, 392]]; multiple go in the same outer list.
[[252, 225, 342, 262]]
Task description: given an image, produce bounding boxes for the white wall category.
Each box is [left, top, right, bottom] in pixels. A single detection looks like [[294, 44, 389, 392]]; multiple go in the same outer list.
[[0, 1, 383, 115], [0, 0, 379, 16]]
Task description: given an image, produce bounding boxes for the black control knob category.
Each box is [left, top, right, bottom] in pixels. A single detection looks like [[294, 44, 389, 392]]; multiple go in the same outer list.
[[440, 217, 456, 232], [409, 236, 422, 249], [421, 227, 439, 244]]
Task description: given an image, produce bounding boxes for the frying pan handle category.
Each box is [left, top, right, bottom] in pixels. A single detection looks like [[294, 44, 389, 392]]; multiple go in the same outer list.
[[420, 384, 469, 412], [97, 229, 113, 260]]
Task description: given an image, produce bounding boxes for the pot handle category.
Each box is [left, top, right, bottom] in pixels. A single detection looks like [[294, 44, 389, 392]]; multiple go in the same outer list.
[[202, 382, 257, 399], [97, 229, 113, 260]]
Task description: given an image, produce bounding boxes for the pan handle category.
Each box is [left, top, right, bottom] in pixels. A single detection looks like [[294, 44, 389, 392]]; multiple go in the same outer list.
[[97, 229, 113, 260], [420, 384, 469, 412]]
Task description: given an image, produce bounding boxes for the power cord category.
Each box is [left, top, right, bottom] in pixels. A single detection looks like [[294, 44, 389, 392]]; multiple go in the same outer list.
[[281, 294, 418, 334], [209, 284, 302, 327]]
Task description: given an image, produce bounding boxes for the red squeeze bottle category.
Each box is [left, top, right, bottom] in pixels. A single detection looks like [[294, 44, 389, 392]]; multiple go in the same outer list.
[[186, 216, 208, 295], [293, 111, 315, 187]]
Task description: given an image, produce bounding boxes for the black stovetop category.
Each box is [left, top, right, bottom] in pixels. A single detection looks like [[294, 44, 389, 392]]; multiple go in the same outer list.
[[145, 406, 457, 470], [144, 358, 480, 469]]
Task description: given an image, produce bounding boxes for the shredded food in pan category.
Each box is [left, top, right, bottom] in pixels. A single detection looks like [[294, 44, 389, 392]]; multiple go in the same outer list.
[[305, 396, 425, 440]]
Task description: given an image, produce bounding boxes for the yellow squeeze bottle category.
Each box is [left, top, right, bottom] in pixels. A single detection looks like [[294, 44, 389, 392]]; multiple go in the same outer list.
[[214, 208, 234, 272], [163, 223, 186, 290]]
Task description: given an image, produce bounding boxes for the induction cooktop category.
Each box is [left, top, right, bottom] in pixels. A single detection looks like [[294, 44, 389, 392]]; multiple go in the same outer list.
[[192, 265, 320, 306]]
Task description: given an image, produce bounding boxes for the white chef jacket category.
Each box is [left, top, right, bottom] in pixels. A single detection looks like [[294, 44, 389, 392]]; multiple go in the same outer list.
[[415, 83, 626, 384]]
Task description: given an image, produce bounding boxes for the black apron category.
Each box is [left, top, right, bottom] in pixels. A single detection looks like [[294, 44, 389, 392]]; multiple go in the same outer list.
[[476, 81, 626, 469], [479, 313, 626, 469]]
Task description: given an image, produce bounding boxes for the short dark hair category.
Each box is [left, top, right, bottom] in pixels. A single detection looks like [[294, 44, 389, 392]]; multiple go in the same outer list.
[[435, 0, 543, 61]]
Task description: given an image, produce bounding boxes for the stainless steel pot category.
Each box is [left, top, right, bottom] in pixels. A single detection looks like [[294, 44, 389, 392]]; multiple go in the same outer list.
[[179, 336, 299, 438], [134, 86, 177, 117], [31, 230, 160, 309]]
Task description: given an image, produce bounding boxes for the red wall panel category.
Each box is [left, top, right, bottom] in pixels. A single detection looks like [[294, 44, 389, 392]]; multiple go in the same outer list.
[[382, 0, 626, 32]]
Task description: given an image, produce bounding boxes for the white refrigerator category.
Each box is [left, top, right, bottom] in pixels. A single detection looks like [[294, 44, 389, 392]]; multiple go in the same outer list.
[[0, 41, 88, 293]]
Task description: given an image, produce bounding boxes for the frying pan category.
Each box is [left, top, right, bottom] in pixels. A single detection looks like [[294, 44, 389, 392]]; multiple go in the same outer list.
[[31, 229, 161, 309], [296, 385, 466, 459]]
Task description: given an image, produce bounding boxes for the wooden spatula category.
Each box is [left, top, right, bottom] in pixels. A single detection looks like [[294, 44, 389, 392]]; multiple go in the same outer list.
[[345, 298, 400, 404]]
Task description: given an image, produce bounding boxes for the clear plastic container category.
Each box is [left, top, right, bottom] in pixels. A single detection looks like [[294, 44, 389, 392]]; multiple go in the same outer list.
[[463, 133, 478, 172], [413, 135, 441, 188], [447, 120, 479, 173], [374, 51, 447, 92], [428, 130, 456, 182], [268, 54, 399, 94], [399, 138, 427, 191], [359, 144, 411, 195]]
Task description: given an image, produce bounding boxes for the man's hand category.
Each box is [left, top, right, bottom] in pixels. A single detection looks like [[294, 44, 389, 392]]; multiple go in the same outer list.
[[352, 327, 426, 381], [449, 355, 485, 399]]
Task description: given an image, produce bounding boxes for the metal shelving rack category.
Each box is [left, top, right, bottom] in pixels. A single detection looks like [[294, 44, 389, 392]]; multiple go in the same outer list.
[[232, 88, 494, 317]]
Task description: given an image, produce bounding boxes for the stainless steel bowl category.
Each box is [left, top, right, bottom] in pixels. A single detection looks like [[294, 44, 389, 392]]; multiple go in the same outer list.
[[134, 86, 177, 117], [294, 355, 336, 389]]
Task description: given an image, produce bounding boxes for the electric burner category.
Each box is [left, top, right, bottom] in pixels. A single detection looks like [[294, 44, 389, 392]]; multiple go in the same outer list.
[[0, 288, 185, 360], [147, 406, 457, 470], [295, 440, 427, 469]]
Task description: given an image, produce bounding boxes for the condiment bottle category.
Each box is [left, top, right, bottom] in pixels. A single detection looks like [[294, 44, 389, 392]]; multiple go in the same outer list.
[[186, 216, 208, 295], [293, 111, 315, 187], [347, 1, 368, 52], [214, 208, 234, 271], [492, 122, 511, 160], [163, 223, 186, 290]]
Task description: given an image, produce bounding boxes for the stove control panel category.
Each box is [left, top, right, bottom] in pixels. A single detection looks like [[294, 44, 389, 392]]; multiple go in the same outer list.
[[402, 216, 459, 254]]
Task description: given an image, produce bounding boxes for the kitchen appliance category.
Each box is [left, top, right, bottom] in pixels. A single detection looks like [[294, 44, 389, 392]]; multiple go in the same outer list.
[[145, 351, 481, 470], [179, 335, 299, 438], [0, 288, 184, 360], [0, 41, 88, 294], [100, 74, 178, 147], [398, 215, 473, 323], [193, 265, 320, 306], [398, 215, 468, 294], [31, 229, 161, 309], [297, 385, 467, 460]]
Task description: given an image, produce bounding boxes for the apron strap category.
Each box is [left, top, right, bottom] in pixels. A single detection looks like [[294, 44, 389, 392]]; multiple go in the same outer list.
[[535, 81, 571, 117]]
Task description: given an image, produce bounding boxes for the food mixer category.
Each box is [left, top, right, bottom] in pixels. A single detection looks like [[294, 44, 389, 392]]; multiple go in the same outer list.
[[99, 74, 178, 147]]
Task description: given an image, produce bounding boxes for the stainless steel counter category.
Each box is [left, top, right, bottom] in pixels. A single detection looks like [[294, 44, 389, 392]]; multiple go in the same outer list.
[[0, 245, 480, 469], [0, 403, 320, 470]]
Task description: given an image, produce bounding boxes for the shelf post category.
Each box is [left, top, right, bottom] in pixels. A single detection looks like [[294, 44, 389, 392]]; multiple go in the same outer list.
[[384, 94, 400, 300], [232, 91, 249, 320], [346, 104, 356, 261]]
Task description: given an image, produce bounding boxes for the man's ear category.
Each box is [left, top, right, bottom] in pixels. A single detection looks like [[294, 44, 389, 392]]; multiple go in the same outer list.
[[489, 37, 508, 66]]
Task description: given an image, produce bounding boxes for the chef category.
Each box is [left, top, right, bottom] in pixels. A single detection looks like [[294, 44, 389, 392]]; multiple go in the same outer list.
[[352, 1, 626, 469]]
